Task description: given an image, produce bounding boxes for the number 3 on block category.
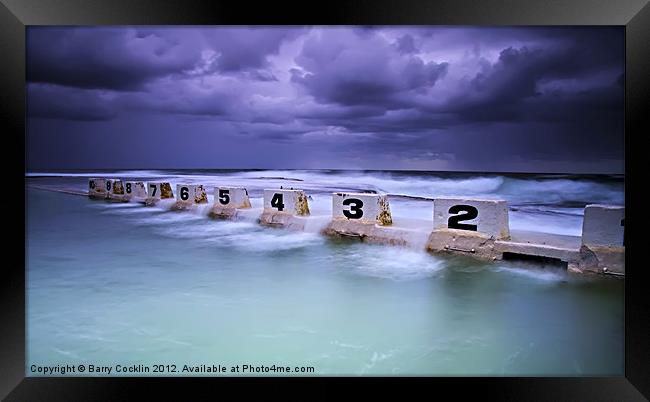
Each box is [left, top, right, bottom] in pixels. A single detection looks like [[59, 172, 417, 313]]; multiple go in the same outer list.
[[342, 198, 364, 219]]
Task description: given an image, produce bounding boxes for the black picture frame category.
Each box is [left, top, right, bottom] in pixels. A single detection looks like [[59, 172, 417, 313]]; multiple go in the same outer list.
[[4, 0, 648, 399]]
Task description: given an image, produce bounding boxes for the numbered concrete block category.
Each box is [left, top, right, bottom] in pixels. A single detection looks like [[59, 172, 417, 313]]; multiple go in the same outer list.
[[172, 184, 208, 210], [262, 189, 310, 216], [107, 179, 130, 202], [88, 178, 107, 199], [433, 197, 510, 239], [582, 204, 625, 247], [260, 189, 310, 229], [145, 182, 174, 206], [576, 204, 625, 275], [124, 181, 148, 200], [209, 187, 252, 219], [332, 192, 392, 226]]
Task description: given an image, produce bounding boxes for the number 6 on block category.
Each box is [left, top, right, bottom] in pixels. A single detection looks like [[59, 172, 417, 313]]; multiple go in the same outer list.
[[263, 189, 310, 216], [175, 184, 208, 204], [332, 192, 392, 226], [433, 197, 510, 239]]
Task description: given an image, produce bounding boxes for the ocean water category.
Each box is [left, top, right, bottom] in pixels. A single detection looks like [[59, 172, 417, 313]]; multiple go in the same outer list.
[[26, 170, 624, 376]]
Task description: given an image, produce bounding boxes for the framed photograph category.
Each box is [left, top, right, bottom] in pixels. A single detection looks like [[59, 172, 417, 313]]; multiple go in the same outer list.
[[4, 0, 648, 399]]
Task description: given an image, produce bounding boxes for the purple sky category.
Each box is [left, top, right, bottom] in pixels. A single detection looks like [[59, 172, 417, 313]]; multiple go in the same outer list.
[[26, 26, 624, 173]]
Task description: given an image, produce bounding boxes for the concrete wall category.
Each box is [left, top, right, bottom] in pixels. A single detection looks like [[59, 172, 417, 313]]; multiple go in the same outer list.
[[582, 204, 625, 247], [331, 192, 392, 225], [263, 189, 310, 216], [214, 187, 251, 209], [433, 197, 510, 239]]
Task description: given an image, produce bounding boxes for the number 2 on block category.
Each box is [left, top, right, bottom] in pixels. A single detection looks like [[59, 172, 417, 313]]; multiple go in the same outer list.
[[448, 205, 478, 231]]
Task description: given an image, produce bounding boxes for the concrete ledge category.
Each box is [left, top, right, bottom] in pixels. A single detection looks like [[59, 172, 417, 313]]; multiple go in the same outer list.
[[88, 191, 108, 200], [426, 229, 501, 260], [208, 205, 239, 220], [494, 239, 579, 263], [571, 245, 625, 275], [144, 197, 160, 207], [106, 194, 131, 203], [322, 219, 421, 247], [259, 212, 308, 230], [46, 180, 627, 277], [170, 200, 196, 211]]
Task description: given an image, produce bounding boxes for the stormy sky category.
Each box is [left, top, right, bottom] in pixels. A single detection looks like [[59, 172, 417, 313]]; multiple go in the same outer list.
[[26, 26, 624, 173]]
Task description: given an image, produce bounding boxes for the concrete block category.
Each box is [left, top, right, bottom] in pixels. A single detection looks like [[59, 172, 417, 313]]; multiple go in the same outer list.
[[88, 178, 107, 199], [433, 197, 510, 239], [331, 192, 392, 226], [124, 181, 147, 199], [172, 184, 208, 210], [209, 187, 252, 220], [582, 204, 625, 247], [107, 179, 131, 202], [262, 189, 310, 216], [146, 182, 174, 200], [215, 187, 251, 209], [145, 182, 174, 206], [260, 189, 310, 229]]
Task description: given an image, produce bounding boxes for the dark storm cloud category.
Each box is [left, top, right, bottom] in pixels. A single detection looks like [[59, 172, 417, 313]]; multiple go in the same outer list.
[[26, 26, 624, 172], [442, 31, 624, 124], [27, 27, 303, 91], [27, 28, 204, 90], [394, 35, 418, 54], [28, 84, 118, 121], [291, 29, 448, 107], [200, 28, 304, 72]]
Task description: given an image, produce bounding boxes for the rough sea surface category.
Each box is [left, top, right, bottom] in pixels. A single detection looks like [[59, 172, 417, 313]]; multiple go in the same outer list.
[[26, 170, 624, 376]]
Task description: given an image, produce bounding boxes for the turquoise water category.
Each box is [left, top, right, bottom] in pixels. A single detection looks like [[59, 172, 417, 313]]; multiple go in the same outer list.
[[26, 172, 624, 376]]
